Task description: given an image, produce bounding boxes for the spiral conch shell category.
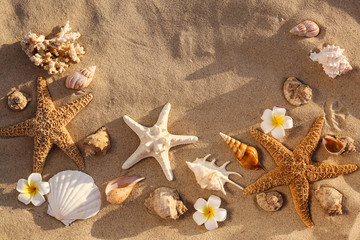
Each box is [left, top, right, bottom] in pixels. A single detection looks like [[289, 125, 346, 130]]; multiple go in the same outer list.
[[186, 154, 243, 195], [290, 20, 320, 38], [322, 135, 355, 155], [105, 176, 144, 205], [220, 132, 264, 170], [66, 66, 96, 90]]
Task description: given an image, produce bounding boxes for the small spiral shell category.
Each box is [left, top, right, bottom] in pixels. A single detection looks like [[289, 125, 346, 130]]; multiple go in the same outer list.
[[66, 66, 96, 90], [290, 20, 320, 38]]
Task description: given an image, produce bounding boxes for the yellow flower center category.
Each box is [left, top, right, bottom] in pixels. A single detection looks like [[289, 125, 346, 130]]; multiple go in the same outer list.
[[272, 115, 284, 127], [25, 182, 39, 196], [203, 206, 215, 219]]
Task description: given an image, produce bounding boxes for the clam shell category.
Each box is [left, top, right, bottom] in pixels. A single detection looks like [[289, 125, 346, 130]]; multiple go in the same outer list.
[[105, 176, 144, 205], [47, 170, 101, 226], [283, 77, 312, 106], [66, 66, 96, 90], [290, 20, 320, 37]]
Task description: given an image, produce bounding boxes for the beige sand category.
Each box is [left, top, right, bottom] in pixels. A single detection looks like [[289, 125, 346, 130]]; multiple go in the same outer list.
[[1, 0, 360, 239]]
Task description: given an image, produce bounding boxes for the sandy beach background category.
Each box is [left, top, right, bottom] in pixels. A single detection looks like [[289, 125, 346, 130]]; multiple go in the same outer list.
[[1, 0, 360, 239]]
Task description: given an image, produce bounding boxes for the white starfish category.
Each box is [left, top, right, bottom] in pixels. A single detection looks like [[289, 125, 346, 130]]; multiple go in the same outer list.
[[122, 103, 198, 181]]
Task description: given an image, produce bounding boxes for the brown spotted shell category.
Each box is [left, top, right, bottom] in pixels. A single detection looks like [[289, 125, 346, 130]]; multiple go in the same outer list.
[[256, 191, 283, 212], [283, 77, 312, 106], [290, 20, 320, 37]]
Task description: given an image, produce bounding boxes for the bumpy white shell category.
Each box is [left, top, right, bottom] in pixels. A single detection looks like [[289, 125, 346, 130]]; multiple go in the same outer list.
[[315, 186, 343, 215], [66, 66, 96, 90], [310, 45, 352, 78], [186, 154, 243, 195], [47, 170, 101, 226]]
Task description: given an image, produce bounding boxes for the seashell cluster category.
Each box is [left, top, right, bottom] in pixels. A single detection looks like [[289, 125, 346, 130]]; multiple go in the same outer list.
[[186, 154, 243, 195], [283, 77, 312, 106], [82, 126, 110, 157], [66, 66, 96, 90], [290, 20, 320, 38], [7, 90, 30, 111], [20, 21, 85, 74], [322, 135, 355, 155], [144, 187, 187, 220], [105, 176, 144, 205], [256, 191, 283, 212], [220, 133, 264, 170], [47, 170, 101, 226], [310, 45, 352, 78], [315, 186, 343, 215]]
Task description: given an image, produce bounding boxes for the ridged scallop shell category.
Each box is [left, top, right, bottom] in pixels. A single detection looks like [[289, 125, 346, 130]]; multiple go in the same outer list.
[[186, 154, 243, 195], [315, 186, 343, 215], [290, 20, 320, 37], [310, 45, 352, 78], [66, 66, 96, 90], [47, 170, 101, 226], [220, 132, 264, 170], [105, 176, 144, 205], [283, 77, 312, 106]]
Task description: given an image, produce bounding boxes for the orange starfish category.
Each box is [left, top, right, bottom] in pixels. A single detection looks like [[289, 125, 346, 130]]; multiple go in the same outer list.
[[0, 77, 93, 173], [243, 115, 357, 227]]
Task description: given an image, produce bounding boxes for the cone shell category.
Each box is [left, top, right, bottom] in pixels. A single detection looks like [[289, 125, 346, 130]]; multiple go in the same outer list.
[[290, 20, 320, 38], [105, 176, 144, 205], [220, 132, 264, 170], [66, 66, 96, 90]]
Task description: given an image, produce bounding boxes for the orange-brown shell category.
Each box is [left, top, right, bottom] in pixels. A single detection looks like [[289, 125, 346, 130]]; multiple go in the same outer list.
[[105, 176, 144, 205]]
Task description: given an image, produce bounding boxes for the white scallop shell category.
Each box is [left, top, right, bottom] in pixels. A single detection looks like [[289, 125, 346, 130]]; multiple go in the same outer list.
[[66, 66, 96, 90], [186, 154, 244, 195], [310, 45, 352, 78], [47, 170, 101, 226]]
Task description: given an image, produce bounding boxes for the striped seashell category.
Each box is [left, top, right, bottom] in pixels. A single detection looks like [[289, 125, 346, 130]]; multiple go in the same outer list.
[[66, 66, 96, 90], [290, 20, 320, 38], [220, 132, 264, 170]]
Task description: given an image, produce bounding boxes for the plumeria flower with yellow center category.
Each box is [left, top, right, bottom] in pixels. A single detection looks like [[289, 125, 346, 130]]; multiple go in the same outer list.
[[16, 173, 50, 206], [260, 106, 293, 139], [193, 195, 227, 231]]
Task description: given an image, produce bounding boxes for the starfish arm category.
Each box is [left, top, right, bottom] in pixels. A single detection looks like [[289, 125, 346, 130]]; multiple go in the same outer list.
[[52, 128, 85, 170], [123, 115, 147, 137], [122, 145, 151, 169], [36, 77, 56, 114], [243, 168, 291, 194], [306, 163, 358, 182], [155, 103, 171, 129], [153, 150, 174, 181], [56, 93, 93, 126], [289, 176, 313, 228], [293, 115, 325, 163], [0, 118, 35, 137], [250, 128, 293, 167], [33, 135, 53, 173], [169, 134, 198, 147]]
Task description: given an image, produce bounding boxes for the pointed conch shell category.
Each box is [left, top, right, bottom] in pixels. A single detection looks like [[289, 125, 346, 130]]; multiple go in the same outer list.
[[220, 132, 264, 170], [290, 20, 320, 38], [105, 176, 144, 205], [322, 135, 345, 155], [66, 66, 96, 90]]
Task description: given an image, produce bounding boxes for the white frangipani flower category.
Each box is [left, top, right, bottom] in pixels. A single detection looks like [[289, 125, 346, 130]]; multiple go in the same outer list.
[[260, 107, 293, 139], [16, 173, 50, 206], [193, 195, 227, 231]]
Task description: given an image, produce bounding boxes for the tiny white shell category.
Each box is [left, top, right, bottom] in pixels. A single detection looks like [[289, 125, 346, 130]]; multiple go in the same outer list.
[[66, 66, 96, 90], [47, 170, 101, 226]]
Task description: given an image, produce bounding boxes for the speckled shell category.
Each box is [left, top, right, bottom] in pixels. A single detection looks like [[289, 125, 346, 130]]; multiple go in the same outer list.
[[105, 176, 144, 205], [220, 132, 264, 170], [7, 90, 30, 111], [66, 66, 96, 90], [256, 191, 283, 212], [290, 20, 320, 37], [315, 186, 343, 215], [283, 77, 312, 106]]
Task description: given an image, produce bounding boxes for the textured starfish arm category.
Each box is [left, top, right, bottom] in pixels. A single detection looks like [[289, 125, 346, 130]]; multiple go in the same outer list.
[[307, 163, 358, 182], [169, 134, 198, 147], [155, 103, 171, 128], [33, 136, 53, 173], [36, 77, 56, 113], [56, 93, 94, 125], [293, 115, 325, 162], [243, 168, 291, 194], [153, 150, 173, 181], [122, 145, 151, 169], [289, 176, 313, 228], [0, 119, 35, 137], [250, 128, 293, 166], [123, 115, 147, 137]]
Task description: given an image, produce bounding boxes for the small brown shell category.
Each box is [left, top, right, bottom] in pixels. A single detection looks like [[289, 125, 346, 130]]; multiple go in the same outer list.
[[315, 186, 343, 215], [7, 90, 30, 111], [105, 176, 144, 205], [290, 20, 320, 38], [256, 191, 283, 212], [322, 135, 355, 155], [82, 127, 111, 157], [283, 77, 312, 106]]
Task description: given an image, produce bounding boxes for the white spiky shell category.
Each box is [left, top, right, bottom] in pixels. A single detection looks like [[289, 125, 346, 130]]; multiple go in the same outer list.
[[47, 170, 101, 226], [310, 45, 352, 78], [186, 154, 243, 195], [66, 66, 96, 90]]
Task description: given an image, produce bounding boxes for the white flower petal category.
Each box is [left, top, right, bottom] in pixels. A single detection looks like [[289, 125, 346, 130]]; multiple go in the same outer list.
[[271, 127, 285, 139], [31, 193, 45, 206], [16, 179, 28, 193], [207, 195, 221, 208], [38, 182, 50, 195], [214, 208, 227, 222], [28, 173, 42, 184], [193, 211, 208, 225], [283, 116, 293, 129], [194, 198, 207, 212], [260, 120, 274, 133], [261, 109, 273, 121], [204, 217, 218, 230], [272, 107, 286, 116], [18, 193, 31, 205]]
